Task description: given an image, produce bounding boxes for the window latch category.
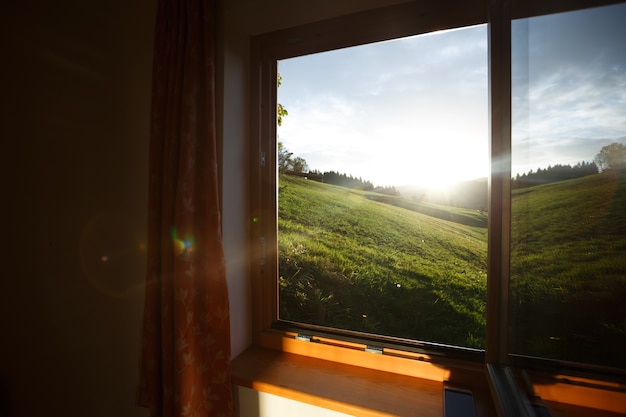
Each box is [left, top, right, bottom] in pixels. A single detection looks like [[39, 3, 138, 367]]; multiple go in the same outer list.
[[295, 334, 313, 342], [365, 345, 384, 354]]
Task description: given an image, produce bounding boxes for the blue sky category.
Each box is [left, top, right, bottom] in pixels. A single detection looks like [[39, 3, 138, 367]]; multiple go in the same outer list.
[[512, 3, 626, 176], [278, 3, 626, 188]]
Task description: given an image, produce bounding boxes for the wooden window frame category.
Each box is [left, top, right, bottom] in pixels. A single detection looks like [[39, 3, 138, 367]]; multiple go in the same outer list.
[[246, 0, 626, 413], [250, 0, 489, 369]]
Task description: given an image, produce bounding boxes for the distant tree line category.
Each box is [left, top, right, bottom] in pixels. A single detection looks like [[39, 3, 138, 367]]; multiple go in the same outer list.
[[512, 161, 598, 189], [373, 185, 401, 196], [279, 142, 396, 193], [512, 142, 626, 189], [321, 171, 374, 190], [283, 141, 625, 193], [284, 168, 398, 195]]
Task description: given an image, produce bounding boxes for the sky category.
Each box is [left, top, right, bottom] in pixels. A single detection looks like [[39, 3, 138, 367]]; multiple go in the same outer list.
[[511, 3, 626, 176], [277, 3, 626, 189]]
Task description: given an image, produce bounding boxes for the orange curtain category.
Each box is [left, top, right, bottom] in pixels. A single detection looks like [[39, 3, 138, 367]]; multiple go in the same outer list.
[[137, 0, 233, 416]]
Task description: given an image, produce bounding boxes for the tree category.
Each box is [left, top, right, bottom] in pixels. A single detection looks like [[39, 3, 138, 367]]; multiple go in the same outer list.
[[278, 141, 293, 173], [277, 72, 292, 173], [277, 73, 288, 127], [278, 141, 310, 174], [291, 157, 308, 173], [595, 142, 626, 172], [276, 73, 309, 174]]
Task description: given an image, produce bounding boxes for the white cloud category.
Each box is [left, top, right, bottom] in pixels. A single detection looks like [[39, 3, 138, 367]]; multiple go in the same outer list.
[[511, 3, 626, 175]]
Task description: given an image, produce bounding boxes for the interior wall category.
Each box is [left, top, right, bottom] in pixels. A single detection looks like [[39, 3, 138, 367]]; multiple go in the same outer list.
[[219, 7, 253, 358], [235, 386, 354, 417], [219, 0, 416, 360], [219, 0, 414, 415], [0, 0, 414, 416], [0, 1, 156, 416]]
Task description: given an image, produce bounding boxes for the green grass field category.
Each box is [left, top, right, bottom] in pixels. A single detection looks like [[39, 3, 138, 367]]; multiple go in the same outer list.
[[278, 171, 626, 365], [510, 170, 626, 367], [278, 175, 488, 348]]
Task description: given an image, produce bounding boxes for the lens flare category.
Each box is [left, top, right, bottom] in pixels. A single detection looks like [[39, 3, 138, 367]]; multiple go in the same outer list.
[[79, 208, 147, 298], [171, 227, 194, 256]]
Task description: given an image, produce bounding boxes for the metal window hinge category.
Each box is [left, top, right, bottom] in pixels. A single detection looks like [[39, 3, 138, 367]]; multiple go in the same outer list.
[[365, 345, 384, 354]]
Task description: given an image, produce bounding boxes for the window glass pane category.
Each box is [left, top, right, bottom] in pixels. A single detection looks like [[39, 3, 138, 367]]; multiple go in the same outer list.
[[511, 3, 626, 369], [277, 25, 488, 349]]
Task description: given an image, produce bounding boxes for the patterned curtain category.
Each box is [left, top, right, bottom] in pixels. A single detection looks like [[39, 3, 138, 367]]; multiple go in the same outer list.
[[136, 0, 233, 416]]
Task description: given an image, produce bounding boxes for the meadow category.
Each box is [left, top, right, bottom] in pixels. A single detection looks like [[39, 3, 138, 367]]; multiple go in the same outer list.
[[278, 174, 488, 348], [510, 170, 626, 368], [278, 171, 626, 366]]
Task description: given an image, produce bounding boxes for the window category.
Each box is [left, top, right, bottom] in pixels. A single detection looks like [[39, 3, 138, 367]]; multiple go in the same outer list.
[[276, 25, 488, 352], [510, 2, 626, 370], [249, 0, 626, 388]]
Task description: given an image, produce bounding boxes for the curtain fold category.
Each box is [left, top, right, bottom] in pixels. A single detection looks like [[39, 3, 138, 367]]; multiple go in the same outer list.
[[137, 0, 233, 415]]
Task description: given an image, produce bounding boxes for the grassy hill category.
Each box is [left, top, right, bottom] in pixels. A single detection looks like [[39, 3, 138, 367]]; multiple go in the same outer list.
[[279, 171, 626, 366], [278, 175, 488, 348], [510, 170, 626, 368]]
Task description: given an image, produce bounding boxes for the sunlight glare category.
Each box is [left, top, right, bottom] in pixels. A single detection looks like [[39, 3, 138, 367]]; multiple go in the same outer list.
[[277, 24, 488, 191]]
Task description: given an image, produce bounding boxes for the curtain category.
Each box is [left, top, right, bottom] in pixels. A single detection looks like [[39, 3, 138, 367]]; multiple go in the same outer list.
[[137, 0, 233, 416]]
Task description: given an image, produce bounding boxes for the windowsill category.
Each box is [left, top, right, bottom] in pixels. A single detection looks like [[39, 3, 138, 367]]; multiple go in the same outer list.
[[231, 346, 497, 417], [231, 346, 626, 417]]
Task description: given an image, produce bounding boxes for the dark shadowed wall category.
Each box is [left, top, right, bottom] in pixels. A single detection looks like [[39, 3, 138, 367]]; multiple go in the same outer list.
[[0, 1, 156, 416]]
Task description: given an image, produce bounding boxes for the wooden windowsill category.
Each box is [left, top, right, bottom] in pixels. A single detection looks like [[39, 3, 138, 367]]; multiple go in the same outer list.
[[231, 346, 626, 416], [231, 346, 497, 417]]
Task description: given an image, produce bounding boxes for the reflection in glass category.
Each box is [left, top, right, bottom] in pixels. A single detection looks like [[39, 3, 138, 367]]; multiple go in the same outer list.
[[510, 3, 626, 369], [276, 25, 488, 349]]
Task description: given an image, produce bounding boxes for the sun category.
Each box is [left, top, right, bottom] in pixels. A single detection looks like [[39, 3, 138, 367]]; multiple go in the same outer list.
[[366, 136, 487, 191]]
